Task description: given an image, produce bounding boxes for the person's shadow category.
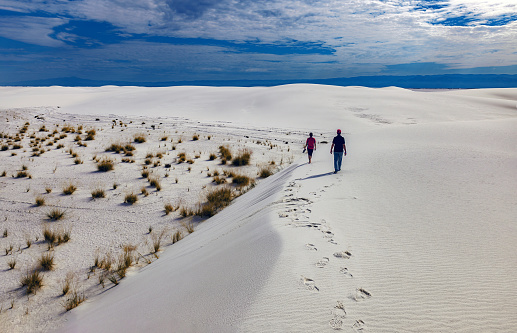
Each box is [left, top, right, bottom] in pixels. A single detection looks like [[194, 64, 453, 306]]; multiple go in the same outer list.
[[297, 171, 334, 181]]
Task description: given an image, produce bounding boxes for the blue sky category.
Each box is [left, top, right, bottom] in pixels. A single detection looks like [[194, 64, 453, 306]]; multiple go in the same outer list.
[[1, 0, 517, 84]]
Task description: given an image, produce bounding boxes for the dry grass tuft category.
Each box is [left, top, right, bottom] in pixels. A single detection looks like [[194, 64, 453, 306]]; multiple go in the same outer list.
[[124, 193, 138, 205], [97, 157, 115, 172], [134, 133, 146, 143], [164, 203, 175, 215], [62, 183, 77, 195], [232, 173, 253, 187], [39, 253, 54, 271], [46, 208, 65, 220], [21, 270, 43, 294], [219, 145, 232, 162], [91, 188, 106, 199], [232, 148, 252, 166], [35, 195, 45, 206], [258, 166, 273, 178], [64, 291, 85, 311]]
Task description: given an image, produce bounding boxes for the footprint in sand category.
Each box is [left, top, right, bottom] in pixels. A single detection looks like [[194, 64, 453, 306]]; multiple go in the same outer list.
[[339, 267, 353, 278], [315, 257, 329, 268], [352, 319, 368, 332], [300, 276, 319, 292], [329, 301, 347, 330], [322, 230, 334, 238], [333, 250, 352, 259], [305, 243, 318, 251], [353, 288, 372, 301]]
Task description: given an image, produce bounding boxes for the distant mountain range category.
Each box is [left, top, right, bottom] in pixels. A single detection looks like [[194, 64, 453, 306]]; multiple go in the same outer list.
[[3, 74, 516, 89]]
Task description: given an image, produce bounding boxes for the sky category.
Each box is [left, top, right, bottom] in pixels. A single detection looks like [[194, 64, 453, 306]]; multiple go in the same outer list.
[[1, 0, 517, 84]]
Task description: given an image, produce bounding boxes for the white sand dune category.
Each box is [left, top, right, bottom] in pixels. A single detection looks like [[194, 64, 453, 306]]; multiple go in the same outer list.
[[1, 85, 516, 332]]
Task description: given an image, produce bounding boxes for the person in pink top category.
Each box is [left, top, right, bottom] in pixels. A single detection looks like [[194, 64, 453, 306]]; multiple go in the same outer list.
[[305, 132, 317, 164]]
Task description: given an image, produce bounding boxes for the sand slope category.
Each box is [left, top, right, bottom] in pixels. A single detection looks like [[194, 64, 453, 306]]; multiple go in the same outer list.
[[1, 85, 516, 332]]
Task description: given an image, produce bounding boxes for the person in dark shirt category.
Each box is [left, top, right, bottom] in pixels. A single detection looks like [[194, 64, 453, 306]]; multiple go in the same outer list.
[[305, 132, 316, 164], [330, 129, 347, 173]]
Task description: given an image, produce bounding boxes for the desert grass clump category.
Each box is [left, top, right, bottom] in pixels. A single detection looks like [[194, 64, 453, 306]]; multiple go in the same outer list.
[[85, 129, 96, 140], [16, 170, 29, 178], [259, 166, 273, 178], [7, 258, 16, 269], [209, 153, 217, 160], [171, 230, 183, 244], [149, 177, 161, 191], [213, 176, 226, 185], [141, 187, 149, 196], [39, 253, 55, 271], [74, 157, 83, 164], [97, 157, 115, 172], [177, 152, 186, 163], [164, 203, 175, 215], [192, 134, 199, 141], [21, 270, 43, 294], [183, 222, 195, 234], [46, 208, 65, 221], [62, 272, 75, 295], [43, 225, 70, 246], [64, 291, 86, 311], [35, 195, 46, 206], [141, 168, 150, 178], [232, 173, 252, 187], [45, 186, 52, 193], [219, 145, 232, 162], [63, 183, 77, 195], [124, 193, 138, 205], [91, 188, 106, 199], [133, 133, 146, 143], [232, 148, 252, 166]]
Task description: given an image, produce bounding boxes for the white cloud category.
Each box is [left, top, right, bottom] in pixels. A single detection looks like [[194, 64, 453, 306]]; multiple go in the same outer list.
[[0, 16, 67, 47], [1, 0, 516, 74]]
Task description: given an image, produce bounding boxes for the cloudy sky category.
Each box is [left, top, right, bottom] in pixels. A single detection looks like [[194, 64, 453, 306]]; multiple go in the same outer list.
[[1, 0, 516, 84]]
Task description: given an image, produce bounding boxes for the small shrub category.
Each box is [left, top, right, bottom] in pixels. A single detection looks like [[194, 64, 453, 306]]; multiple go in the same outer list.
[[45, 186, 52, 193], [209, 153, 216, 160], [16, 170, 28, 178], [207, 187, 233, 209], [64, 291, 85, 311], [39, 253, 54, 271], [124, 193, 138, 205], [149, 177, 161, 191], [232, 148, 252, 166], [171, 230, 183, 243], [141, 168, 150, 178], [91, 188, 105, 199], [232, 173, 252, 187], [192, 134, 199, 141], [219, 145, 232, 161], [85, 129, 96, 140], [164, 203, 175, 215], [259, 166, 273, 178], [74, 157, 83, 164], [134, 134, 146, 143], [35, 196, 45, 206], [47, 208, 65, 220], [213, 176, 226, 185], [63, 184, 77, 195], [141, 187, 149, 196], [21, 270, 43, 294], [8, 258, 16, 269], [97, 157, 114, 172]]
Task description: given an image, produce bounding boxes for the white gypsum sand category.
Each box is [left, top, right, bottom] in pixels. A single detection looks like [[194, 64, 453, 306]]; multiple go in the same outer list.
[[0, 85, 516, 333]]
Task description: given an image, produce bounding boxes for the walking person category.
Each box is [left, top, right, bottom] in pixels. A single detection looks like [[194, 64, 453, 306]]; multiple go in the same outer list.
[[305, 132, 316, 164], [330, 129, 347, 173]]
